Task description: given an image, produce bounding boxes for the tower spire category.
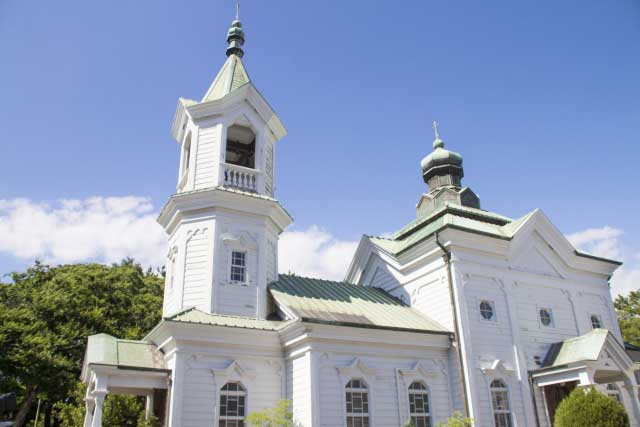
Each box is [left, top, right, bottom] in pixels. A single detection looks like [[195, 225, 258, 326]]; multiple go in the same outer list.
[[226, 3, 245, 58], [432, 120, 444, 149]]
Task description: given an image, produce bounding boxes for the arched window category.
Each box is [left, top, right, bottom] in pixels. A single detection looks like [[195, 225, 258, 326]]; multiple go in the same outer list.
[[606, 383, 622, 403], [219, 382, 246, 427], [345, 379, 369, 427], [181, 133, 192, 176], [169, 252, 176, 289], [408, 382, 431, 427], [490, 379, 512, 427], [226, 125, 256, 169]]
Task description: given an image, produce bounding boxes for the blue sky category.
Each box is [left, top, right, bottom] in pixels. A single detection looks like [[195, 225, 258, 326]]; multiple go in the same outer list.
[[1, 1, 639, 292]]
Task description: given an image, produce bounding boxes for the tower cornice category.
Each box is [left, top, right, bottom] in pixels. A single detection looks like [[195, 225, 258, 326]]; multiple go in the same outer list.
[[157, 186, 293, 236], [170, 84, 287, 144]]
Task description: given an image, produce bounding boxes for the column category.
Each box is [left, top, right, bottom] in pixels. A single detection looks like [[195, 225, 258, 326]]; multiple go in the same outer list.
[[91, 393, 106, 427], [83, 397, 95, 427], [145, 392, 155, 421], [622, 376, 640, 426]]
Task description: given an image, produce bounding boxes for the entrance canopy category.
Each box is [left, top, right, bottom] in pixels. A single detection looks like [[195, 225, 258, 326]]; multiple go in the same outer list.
[[81, 334, 170, 427], [531, 329, 635, 387]]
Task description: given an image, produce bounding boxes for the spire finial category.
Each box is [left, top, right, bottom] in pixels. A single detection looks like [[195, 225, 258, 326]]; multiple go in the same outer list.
[[226, 3, 245, 58], [432, 120, 444, 149], [432, 120, 440, 140]]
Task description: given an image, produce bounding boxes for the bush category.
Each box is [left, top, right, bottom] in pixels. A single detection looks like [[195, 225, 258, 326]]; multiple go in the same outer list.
[[436, 411, 473, 427], [247, 399, 301, 427], [554, 386, 629, 427]]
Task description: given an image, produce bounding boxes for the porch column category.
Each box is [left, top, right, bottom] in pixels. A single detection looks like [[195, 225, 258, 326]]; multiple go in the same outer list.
[[145, 392, 154, 420], [83, 397, 95, 427], [622, 377, 640, 426], [91, 393, 106, 427]]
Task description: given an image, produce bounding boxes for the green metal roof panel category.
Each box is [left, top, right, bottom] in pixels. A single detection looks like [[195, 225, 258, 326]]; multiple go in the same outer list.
[[85, 334, 165, 370], [369, 207, 514, 256], [543, 329, 609, 368], [202, 54, 251, 102], [85, 334, 118, 366], [392, 204, 512, 240], [167, 307, 292, 331], [269, 275, 447, 333]]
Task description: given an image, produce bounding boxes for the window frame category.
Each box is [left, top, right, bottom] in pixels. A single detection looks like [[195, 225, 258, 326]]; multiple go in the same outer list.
[[345, 378, 370, 427], [169, 253, 176, 289], [229, 250, 247, 284], [538, 307, 554, 328], [606, 383, 622, 404], [181, 133, 192, 177], [590, 314, 603, 329], [408, 381, 432, 427], [490, 378, 513, 427], [479, 299, 497, 322], [219, 382, 247, 427]]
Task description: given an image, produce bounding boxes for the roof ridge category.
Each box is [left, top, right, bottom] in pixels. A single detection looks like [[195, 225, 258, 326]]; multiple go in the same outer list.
[[172, 307, 282, 322], [277, 273, 353, 285]]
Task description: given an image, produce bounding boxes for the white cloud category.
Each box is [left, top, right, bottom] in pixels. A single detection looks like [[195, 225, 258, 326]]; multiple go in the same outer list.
[[566, 226, 639, 296], [0, 197, 360, 281], [6, 196, 631, 295], [278, 225, 359, 280], [0, 197, 167, 267]]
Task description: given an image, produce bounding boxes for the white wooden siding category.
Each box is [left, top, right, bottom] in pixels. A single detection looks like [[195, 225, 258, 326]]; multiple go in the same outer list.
[[194, 125, 220, 190], [182, 229, 210, 311]]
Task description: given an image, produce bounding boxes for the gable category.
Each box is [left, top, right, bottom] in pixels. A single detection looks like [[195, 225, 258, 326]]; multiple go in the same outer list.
[[510, 232, 564, 278]]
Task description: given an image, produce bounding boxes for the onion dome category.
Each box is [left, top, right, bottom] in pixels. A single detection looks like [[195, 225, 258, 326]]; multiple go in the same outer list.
[[420, 122, 464, 189], [226, 19, 245, 58]]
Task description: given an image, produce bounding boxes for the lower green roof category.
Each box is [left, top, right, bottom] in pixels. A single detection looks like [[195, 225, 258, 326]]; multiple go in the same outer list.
[[84, 334, 166, 371], [269, 274, 448, 333], [166, 307, 292, 331], [542, 328, 611, 368]]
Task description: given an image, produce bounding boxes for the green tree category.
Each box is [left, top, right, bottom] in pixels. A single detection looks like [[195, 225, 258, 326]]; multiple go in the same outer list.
[[247, 399, 301, 427], [0, 260, 164, 427], [554, 386, 629, 427], [435, 411, 473, 427], [615, 290, 640, 346]]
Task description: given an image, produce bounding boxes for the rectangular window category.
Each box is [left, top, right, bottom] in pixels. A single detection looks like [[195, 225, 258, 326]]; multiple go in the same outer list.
[[230, 251, 247, 283], [590, 314, 603, 329]]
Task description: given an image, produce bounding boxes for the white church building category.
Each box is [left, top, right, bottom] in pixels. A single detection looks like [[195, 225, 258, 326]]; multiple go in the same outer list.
[[81, 16, 640, 427]]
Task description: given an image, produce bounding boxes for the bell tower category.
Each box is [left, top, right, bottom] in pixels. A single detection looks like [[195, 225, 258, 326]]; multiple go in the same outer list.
[[159, 16, 292, 319]]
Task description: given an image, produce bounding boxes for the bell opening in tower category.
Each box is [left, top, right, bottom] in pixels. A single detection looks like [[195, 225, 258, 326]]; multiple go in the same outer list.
[[226, 125, 256, 169]]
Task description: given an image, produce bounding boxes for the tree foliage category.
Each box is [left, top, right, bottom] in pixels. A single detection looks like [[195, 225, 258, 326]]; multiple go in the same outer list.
[[0, 260, 164, 427], [247, 399, 301, 427], [435, 411, 474, 427], [554, 387, 629, 427], [615, 290, 640, 346]]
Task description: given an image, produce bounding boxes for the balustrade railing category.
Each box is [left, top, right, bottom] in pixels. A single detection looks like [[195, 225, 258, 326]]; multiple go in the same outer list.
[[223, 163, 259, 192]]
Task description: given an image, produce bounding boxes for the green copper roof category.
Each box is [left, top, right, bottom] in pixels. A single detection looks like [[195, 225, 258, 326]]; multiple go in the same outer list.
[[166, 307, 292, 331], [542, 328, 611, 368], [368, 204, 528, 256], [201, 54, 251, 102], [269, 274, 448, 333], [84, 333, 166, 370]]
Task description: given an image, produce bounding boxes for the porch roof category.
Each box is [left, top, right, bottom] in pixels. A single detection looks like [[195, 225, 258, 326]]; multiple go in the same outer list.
[[542, 328, 610, 368], [83, 333, 166, 376]]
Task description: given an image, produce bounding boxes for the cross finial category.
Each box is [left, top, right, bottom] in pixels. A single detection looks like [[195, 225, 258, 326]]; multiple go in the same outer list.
[[432, 120, 440, 140], [235, 0, 240, 20]]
